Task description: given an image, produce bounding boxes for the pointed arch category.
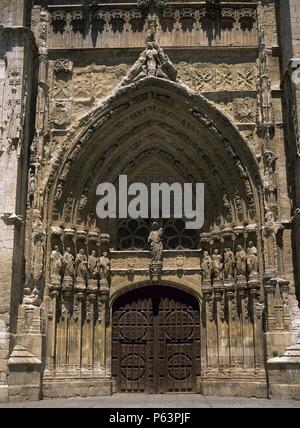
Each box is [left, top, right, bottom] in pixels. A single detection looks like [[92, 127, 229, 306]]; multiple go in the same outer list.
[[46, 76, 263, 238]]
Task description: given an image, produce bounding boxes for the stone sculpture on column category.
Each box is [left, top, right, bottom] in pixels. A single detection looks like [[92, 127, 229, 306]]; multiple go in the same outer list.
[[148, 222, 163, 282], [61, 247, 74, 296], [88, 250, 99, 280], [211, 249, 223, 283], [99, 251, 111, 285], [236, 245, 247, 277], [87, 249, 99, 296], [201, 251, 212, 281], [247, 241, 259, 277], [224, 248, 235, 280], [49, 245, 63, 291], [75, 248, 88, 296], [148, 222, 163, 263]]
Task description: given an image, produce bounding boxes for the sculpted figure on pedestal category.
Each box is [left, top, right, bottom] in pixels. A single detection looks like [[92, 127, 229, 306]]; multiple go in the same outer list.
[[246, 241, 259, 276], [31, 211, 46, 283], [224, 248, 235, 279], [50, 245, 63, 283], [120, 38, 177, 86], [63, 247, 75, 278], [88, 250, 100, 280], [148, 222, 163, 263], [201, 251, 212, 280], [236, 245, 246, 277], [211, 249, 223, 281], [75, 248, 88, 282], [99, 251, 111, 282], [145, 42, 159, 76]]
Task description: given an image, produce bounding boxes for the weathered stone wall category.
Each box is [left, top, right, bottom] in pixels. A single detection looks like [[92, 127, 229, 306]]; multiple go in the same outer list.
[[277, 0, 300, 306], [0, 26, 37, 402]]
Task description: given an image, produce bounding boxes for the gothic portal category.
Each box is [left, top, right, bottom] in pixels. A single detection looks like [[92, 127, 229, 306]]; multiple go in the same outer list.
[[1, 0, 300, 402]]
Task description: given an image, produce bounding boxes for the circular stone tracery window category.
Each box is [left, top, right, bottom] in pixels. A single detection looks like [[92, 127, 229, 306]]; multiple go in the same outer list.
[[116, 219, 196, 251], [117, 219, 149, 250]]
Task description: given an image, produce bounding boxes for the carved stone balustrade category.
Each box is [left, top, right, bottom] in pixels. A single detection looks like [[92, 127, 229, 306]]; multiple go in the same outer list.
[[46, 4, 258, 50]]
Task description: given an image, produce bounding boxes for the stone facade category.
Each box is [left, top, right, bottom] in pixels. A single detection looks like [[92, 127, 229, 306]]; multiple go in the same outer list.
[[0, 0, 300, 402]]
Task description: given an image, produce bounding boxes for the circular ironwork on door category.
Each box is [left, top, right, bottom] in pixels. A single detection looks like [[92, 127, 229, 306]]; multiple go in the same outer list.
[[167, 353, 193, 381], [119, 311, 148, 341], [121, 354, 146, 381], [165, 309, 195, 341], [112, 286, 201, 394]]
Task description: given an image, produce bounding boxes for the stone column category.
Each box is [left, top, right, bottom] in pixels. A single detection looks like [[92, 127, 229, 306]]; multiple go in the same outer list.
[[215, 286, 229, 369], [226, 284, 242, 368], [94, 294, 106, 375], [249, 281, 264, 369], [202, 285, 216, 370], [237, 279, 250, 367], [45, 288, 59, 372]]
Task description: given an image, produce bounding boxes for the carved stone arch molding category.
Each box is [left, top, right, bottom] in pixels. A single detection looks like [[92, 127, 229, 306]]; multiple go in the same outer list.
[[46, 76, 263, 229], [109, 279, 203, 308]]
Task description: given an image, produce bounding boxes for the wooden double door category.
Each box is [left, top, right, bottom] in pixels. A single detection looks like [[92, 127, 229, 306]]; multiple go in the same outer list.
[[112, 286, 201, 393]]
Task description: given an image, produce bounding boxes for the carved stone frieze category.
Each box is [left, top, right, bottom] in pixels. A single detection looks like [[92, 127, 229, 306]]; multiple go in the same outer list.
[[137, 0, 167, 10], [177, 63, 257, 92]]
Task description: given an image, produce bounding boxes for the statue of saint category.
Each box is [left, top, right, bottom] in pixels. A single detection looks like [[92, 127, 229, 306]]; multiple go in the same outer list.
[[50, 245, 63, 281], [224, 248, 235, 279], [88, 250, 99, 280], [247, 241, 259, 276], [155, 43, 177, 81], [75, 248, 88, 282], [120, 38, 177, 86], [236, 245, 246, 277], [201, 251, 212, 281], [211, 249, 223, 281], [148, 222, 163, 263], [63, 247, 74, 278], [99, 251, 111, 282], [31, 211, 46, 281], [145, 42, 159, 76]]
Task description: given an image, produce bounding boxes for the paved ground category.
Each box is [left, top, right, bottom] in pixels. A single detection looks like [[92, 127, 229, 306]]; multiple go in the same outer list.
[[1, 394, 300, 408]]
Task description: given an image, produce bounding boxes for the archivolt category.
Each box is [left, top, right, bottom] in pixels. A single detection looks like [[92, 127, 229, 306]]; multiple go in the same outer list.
[[46, 76, 263, 231]]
